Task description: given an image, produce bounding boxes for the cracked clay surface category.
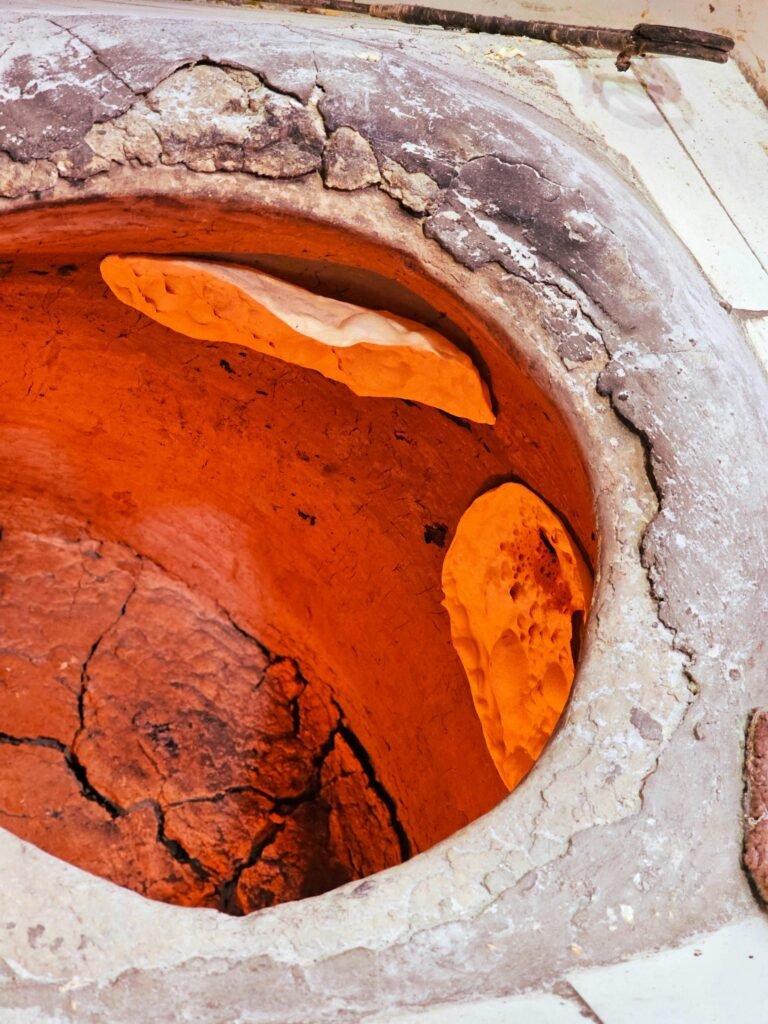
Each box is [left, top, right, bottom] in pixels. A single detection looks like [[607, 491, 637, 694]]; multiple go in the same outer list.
[[0, 527, 403, 914]]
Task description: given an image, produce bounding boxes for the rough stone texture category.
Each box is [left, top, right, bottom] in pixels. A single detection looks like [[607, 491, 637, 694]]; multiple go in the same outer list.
[[0, 527, 403, 915], [145, 66, 325, 178], [0, 9, 766, 1024], [744, 710, 768, 903], [0, 19, 135, 160], [0, 152, 58, 200], [323, 127, 380, 191], [86, 107, 163, 167], [379, 158, 440, 214], [87, 64, 325, 181], [54, 13, 321, 102]]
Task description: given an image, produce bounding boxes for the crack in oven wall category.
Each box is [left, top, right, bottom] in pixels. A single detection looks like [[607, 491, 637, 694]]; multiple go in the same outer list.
[[0, 530, 407, 915]]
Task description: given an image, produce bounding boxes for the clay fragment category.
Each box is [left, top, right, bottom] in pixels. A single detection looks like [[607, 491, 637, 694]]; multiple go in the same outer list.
[[379, 157, 440, 214], [323, 127, 381, 190], [744, 709, 768, 904], [441, 483, 592, 790], [100, 255, 495, 424]]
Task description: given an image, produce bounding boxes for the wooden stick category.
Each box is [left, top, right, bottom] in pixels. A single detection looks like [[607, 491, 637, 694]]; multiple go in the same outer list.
[[274, 1, 735, 71]]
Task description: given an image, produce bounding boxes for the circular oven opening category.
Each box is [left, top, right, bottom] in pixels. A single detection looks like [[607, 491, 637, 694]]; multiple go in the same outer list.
[[0, 199, 596, 915]]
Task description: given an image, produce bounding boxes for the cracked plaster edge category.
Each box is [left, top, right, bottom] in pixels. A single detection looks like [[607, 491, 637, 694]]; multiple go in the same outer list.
[[0, 14, 653, 213], [0, 12, 765, 1007], [0, 7, 757, 250], [48, 2, 674, 203]]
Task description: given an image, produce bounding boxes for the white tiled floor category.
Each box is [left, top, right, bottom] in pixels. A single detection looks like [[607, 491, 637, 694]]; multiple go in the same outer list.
[[746, 315, 768, 365], [366, 992, 589, 1023], [569, 915, 768, 1023], [374, 917, 768, 1023], [547, 50, 768, 380], [547, 57, 768, 316], [634, 59, 768, 280]]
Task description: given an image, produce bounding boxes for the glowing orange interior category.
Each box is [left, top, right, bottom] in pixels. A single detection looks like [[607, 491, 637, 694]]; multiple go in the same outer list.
[[0, 199, 596, 912]]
